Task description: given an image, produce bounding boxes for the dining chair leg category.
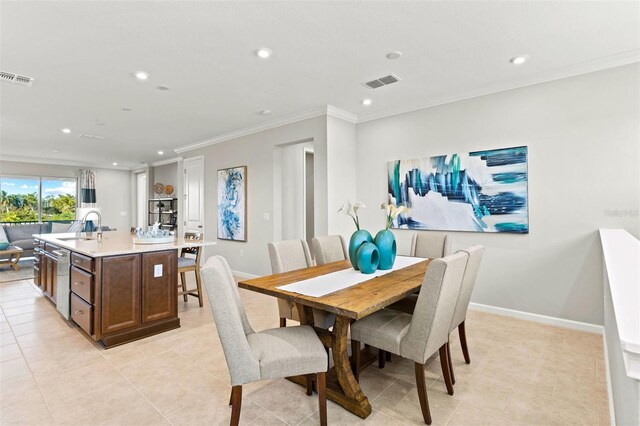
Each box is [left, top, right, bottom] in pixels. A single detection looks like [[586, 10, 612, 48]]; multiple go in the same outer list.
[[414, 362, 432, 425], [180, 272, 188, 302], [230, 385, 242, 426], [458, 321, 471, 364], [305, 374, 313, 396], [378, 349, 386, 369], [351, 340, 361, 382], [439, 344, 454, 395], [317, 372, 327, 426], [195, 269, 204, 307], [446, 339, 455, 385], [279, 318, 286, 327]]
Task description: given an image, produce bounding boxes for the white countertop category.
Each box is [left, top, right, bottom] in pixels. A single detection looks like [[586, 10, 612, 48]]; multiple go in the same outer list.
[[34, 231, 216, 258], [599, 229, 640, 380]]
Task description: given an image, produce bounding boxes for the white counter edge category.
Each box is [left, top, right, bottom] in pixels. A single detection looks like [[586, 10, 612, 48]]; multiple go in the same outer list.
[[600, 229, 640, 381]]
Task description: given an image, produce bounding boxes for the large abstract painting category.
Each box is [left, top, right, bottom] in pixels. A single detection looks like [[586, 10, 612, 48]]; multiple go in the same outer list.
[[387, 146, 528, 233], [217, 166, 247, 241]]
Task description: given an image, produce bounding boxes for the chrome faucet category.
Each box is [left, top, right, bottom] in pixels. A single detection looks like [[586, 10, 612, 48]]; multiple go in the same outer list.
[[81, 209, 103, 242]]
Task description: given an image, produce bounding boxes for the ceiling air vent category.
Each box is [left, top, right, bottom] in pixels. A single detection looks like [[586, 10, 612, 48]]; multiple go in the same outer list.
[[363, 74, 400, 89], [0, 70, 34, 86]]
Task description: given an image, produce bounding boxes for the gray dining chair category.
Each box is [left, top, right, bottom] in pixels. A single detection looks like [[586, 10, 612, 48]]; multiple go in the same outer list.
[[201, 255, 328, 426], [387, 245, 485, 384], [350, 252, 469, 425], [410, 232, 451, 259], [268, 239, 335, 329], [311, 235, 348, 265]]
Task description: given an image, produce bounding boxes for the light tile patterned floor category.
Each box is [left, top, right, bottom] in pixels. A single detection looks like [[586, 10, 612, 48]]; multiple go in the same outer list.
[[0, 275, 609, 425]]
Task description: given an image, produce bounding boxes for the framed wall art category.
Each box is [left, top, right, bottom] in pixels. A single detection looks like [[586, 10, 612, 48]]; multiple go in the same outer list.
[[217, 166, 247, 241], [387, 146, 528, 233]]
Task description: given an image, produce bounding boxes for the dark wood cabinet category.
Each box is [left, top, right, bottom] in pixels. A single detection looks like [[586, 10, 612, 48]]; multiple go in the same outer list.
[[142, 251, 177, 323], [100, 254, 141, 335]]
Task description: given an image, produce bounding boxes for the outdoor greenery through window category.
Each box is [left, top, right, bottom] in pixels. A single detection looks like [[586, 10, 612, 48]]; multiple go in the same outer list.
[[0, 176, 77, 223]]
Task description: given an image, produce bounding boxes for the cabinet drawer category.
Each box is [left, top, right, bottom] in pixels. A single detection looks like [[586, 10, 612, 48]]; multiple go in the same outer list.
[[71, 293, 93, 335], [70, 266, 94, 304], [71, 252, 94, 273]]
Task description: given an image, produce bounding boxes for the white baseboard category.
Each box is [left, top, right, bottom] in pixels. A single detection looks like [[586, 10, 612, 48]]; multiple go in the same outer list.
[[602, 329, 617, 426], [469, 302, 604, 334], [232, 270, 259, 279]]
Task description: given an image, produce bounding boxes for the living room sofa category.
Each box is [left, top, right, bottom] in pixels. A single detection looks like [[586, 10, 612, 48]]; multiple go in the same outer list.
[[0, 222, 75, 257]]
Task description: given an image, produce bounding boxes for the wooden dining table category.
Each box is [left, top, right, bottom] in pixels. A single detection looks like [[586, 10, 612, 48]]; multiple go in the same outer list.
[[238, 258, 432, 419]]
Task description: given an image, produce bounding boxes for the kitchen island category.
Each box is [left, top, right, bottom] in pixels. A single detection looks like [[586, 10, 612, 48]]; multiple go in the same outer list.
[[33, 231, 215, 348]]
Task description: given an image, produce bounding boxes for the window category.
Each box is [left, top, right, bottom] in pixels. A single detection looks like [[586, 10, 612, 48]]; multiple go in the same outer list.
[[0, 176, 77, 223]]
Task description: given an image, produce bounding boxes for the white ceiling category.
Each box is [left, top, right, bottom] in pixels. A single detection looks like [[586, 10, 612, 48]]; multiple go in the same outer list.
[[1, 1, 638, 169]]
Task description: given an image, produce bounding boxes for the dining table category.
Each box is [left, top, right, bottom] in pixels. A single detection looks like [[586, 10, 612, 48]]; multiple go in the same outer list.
[[238, 257, 432, 419]]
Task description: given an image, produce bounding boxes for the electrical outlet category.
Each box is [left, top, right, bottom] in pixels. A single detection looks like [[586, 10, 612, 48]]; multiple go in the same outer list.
[[120, 211, 127, 216], [240, 249, 244, 256], [263, 213, 270, 221], [154, 264, 163, 277]]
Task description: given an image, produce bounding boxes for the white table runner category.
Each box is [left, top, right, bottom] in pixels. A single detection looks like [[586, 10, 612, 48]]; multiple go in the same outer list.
[[276, 256, 425, 298]]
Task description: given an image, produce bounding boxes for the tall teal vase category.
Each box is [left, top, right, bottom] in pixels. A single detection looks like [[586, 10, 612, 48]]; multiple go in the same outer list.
[[374, 229, 396, 270], [349, 230, 373, 270], [356, 242, 380, 274]]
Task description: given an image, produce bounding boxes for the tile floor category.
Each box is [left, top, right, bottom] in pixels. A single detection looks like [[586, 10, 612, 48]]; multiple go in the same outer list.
[[0, 275, 609, 425]]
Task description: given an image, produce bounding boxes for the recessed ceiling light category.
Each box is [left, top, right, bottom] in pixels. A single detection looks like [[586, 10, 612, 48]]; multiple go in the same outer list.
[[157, 85, 170, 91], [386, 51, 403, 60], [255, 48, 272, 59], [51, 149, 59, 153], [509, 55, 529, 65], [362, 99, 372, 106], [122, 107, 133, 111], [134, 71, 150, 80], [158, 151, 164, 155], [61, 128, 71, 134], [112, 162, 118, 166], [261, 110, 271, 116]]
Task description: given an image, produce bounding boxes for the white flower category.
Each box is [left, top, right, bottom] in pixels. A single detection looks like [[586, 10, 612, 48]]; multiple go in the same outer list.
[[338, 201, 356, 219], [353, 201, 366, 214], [390, 205, 408, 219]]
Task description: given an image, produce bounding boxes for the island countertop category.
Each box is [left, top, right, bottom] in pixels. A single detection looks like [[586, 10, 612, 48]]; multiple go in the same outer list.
[[34, 231, 216, 257]]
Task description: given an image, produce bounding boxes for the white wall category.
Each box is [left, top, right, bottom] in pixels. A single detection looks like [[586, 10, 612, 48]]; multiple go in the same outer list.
[[186, 117, 328, 276], [355, 64, 640, 325], [327, 116, 358, 236], [0, 160, 132, 231]]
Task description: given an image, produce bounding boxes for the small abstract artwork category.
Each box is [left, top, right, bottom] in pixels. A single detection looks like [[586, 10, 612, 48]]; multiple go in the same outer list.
[[387, 146, 529, 233], [217, 166, 247, 241]]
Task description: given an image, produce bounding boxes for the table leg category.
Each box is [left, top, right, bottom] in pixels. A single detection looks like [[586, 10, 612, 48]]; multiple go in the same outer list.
[[294, 303, 372, 419], [11, 252, 22, 271]]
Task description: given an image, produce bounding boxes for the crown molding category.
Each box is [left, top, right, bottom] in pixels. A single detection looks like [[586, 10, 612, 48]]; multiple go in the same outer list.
[[357, 50, 640, 123], [0, 155, 137, 171], [174, 106, 332, 153], [151, 157, 182, 167], [326, 105, 357, 123]]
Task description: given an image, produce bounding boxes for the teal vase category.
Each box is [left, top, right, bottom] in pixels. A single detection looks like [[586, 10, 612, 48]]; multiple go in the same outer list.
[[356, 242, 380, 274], [348, 230, 373, 270], [374, 229, 396, 270]]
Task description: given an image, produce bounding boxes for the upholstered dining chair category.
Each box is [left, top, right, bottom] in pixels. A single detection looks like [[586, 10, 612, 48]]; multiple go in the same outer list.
[[311, 235, 348, 265], [177, 231, 204, 307], [410, 232, 452, 259], [268, 239, 335, 329], [350, 252, 469, 425], [387, 245, 485, 384], [201, 256, 328, 426]]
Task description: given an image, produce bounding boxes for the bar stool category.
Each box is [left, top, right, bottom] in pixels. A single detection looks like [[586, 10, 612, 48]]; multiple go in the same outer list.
[[178, 231, 204, 307]]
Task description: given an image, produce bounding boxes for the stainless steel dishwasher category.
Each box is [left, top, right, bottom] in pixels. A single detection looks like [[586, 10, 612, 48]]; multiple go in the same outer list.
[[48, 248, 71, 319]]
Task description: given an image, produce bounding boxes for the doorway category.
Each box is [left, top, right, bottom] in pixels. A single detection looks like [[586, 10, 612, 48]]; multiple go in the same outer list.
[[303, 149, 315, 245], [183, 156, 205, 233], [136, 172, 147, 228]]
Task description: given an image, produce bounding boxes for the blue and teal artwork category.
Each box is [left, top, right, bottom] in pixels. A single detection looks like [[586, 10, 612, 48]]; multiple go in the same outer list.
[[217, 166, 247, 241], [387, 146, 528, 234]]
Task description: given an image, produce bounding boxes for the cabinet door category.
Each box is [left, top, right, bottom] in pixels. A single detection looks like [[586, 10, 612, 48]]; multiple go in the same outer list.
[[101, 254, 141, 334], [142, 250, 177, 323]]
